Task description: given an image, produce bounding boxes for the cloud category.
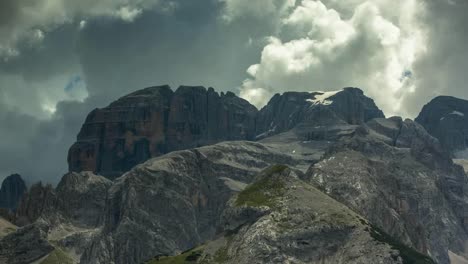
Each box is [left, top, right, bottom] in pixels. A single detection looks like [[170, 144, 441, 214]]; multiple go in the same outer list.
[[0, 0, 170, 58], [0, 0, 269, 183], [238, 0, 428, 117], [403, 0, 468, 115], [114, 6, 143, 22], [0, 0, 467, 184], [219, 0, 296, 22]]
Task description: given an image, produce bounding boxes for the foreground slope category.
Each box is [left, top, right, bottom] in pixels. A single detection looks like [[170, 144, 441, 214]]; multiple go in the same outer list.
[[307, 117, 468, 264], [147, 166, 434, 264], [81, 141, 311, 264]]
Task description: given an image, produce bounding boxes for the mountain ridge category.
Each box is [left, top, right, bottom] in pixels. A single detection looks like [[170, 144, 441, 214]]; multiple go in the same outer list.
[[2, 85, 468, 264]]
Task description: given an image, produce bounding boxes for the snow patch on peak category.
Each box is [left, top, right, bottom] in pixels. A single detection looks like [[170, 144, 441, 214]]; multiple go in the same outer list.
[[441, 111, 465, 121], [450, 111, 465, 117], [307, 90, 342, 106]]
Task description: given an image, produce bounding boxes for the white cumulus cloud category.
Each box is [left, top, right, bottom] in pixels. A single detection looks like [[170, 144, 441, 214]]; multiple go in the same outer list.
[[238, 0, 427, 117]]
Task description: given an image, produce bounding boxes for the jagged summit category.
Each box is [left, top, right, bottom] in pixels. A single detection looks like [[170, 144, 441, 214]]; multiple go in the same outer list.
[[5, 85, 468, 264], [68, 85, 385, 179], [416, 95, 468, 154], [0, 174, 26, 211], [256, 87, 385, 139], [68, 85, 257, 179]]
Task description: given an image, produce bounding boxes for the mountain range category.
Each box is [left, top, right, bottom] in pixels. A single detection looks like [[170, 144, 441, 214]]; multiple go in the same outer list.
[[1, 85, 468, 264]]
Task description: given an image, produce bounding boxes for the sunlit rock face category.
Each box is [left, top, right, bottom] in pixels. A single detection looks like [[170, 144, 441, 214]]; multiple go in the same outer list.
[[68, 85, 257, 179], [416, 96, 468, 155]]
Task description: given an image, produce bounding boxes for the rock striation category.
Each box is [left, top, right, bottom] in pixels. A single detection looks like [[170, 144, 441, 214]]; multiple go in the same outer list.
[[6, 86, 468, 264], [68, 86, 385, 180], [11, 172, 113, 262], [305, 117, 468, 264], [416, 96, 468, 154], [14, 182, 56, 227], [80, 141, 308, 264], [147, 166, 434, 264], [68, 85, 257, 179], [0, 174, 26, 211]]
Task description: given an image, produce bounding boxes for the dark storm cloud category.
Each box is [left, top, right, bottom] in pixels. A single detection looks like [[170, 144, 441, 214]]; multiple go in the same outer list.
[[0, 0, 274, 183], [77, 0, 271, 101], [0, 24, 80, 82], [404, 0, 468, 115], [0, 0, 468, 183]]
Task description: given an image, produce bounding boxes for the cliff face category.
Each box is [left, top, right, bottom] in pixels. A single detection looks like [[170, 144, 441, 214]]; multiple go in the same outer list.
[[68, 86, 257, 179], [80, 141, 308, 264], [5, 86, 467, 264], [68, 86, 385, 180], [147, 166, 431, 264], [0, 174, 26, 211], [416, 96, 468, 154], [306, 117, 468, 264], [255, 87, 385, 138]]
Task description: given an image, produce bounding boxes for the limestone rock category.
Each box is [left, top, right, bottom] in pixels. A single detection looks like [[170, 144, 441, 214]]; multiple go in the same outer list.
[[147, 166, 434, 264], [68, 85, 257, 179], [0, 221, 53, 264], [416, 96, 468, 154], [13, 172, 112, 262], [81, 141, 309, 264], [14, 182, 56, 227], [256, 87, 384, 139], [55, 171, 112, 227], [306, 121, 468, 264], [0, 174, 26, 211]]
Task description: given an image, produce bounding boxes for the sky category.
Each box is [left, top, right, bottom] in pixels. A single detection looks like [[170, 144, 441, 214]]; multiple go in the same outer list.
[[0, 0, 467, 183]]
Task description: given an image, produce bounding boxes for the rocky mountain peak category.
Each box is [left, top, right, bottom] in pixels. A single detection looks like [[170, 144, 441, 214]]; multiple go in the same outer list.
[[416, 95, 468, 154], [68, 85, 257, 179], [256, 87, 385, 139], [0, 174, 26, 211], [5, 86, 468, 264]]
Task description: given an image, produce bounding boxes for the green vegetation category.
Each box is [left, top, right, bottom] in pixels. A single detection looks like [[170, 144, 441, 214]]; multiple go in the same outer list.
[[40, 247, 74, 264], [261, 164, 288, 175], [210, 234, 234, 264], [235, 165, 288, 207], [368, 225, 436, 264], [147, 247, 204, 264], [4, 227, 16, 233], [212, 246, 229, 263]]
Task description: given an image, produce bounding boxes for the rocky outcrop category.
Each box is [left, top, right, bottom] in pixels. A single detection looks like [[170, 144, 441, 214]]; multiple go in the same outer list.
[[5, 86, 467, 264], [256, 87, 384, 138], [54, 171, 112, 228], [305, 118, 468, 264], [147, 166, 434, 264], [80, 141, 309, 264], [14, 182, 57, 227], [12, 172, 112, 262], [0, 221, 54, 264], [0, 174, 26, 211], [416, 96, 468, 154], [68, 85, 258, 179], [68, 86, 384, 179]]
